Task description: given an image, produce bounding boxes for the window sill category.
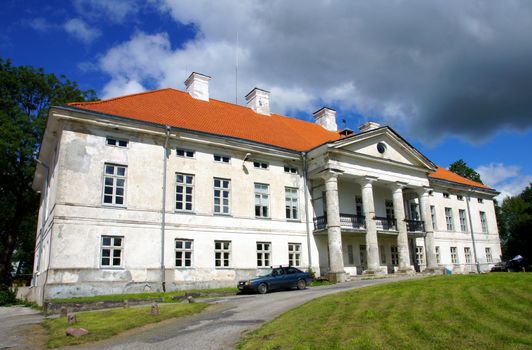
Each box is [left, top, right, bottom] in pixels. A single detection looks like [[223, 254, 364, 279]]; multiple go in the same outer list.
[[100, 267, 125, 270], [214, 213, 232, 217], [215, 267, 232, 270], [102, 204, 127, 210], [255, 217, 271, 220], [175, 210, 196, 215], [286, 219, 301, 222]]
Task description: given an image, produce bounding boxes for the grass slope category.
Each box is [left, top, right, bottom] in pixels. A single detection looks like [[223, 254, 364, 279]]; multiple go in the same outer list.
[[44, 302, 207, 348], [239, 274, 532, 350]]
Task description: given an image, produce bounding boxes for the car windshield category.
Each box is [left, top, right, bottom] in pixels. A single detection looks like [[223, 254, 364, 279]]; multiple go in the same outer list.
[[257, 268, 273, 277]]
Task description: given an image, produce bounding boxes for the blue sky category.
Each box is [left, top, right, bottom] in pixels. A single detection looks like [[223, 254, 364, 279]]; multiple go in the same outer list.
[[1, 0, 531, 199]]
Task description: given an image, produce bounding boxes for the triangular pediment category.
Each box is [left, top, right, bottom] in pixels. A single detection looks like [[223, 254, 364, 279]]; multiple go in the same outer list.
[[331, 127, 435, 170]]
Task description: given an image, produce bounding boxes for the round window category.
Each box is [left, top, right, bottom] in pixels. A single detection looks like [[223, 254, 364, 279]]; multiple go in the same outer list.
[[377, 142, 387, 154]]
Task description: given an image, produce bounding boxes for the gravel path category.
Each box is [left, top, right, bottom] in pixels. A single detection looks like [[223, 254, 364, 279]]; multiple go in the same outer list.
[[0, 305, 45, 349]]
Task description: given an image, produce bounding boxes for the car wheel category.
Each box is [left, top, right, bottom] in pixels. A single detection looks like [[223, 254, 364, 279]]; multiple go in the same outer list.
[[258, 283, 268, 294], [297, 279, 306, 290]]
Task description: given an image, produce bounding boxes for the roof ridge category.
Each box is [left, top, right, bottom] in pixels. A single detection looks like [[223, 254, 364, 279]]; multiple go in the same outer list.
[[431, 166, 490, 189], [68, 88, 176, 106]]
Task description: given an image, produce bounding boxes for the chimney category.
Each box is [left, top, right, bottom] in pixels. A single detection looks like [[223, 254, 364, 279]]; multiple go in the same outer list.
[[313, 107, 338, 132], [184, 72, 211, 101], [359, 121, 381, 133], [245, 88, 270, 115]]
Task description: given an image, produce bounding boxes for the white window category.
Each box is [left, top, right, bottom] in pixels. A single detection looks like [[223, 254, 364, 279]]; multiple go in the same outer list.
[[106, 137, 128, 148], [459, 209, 467, 232], [410, 202, 420, 221], [214, 154, 230, 163], [285, 187, 299, 220], [391, 246, 399, 266], [478, 198, 484, 203], [450, 247, 459, 264], [175, 239, 193, 267], [253, 161, 269, 169], [416, 246, 424, 266], [176, 149, 194, 158], [355, 196, 364, 217], [103, 164, 126, 206], [430, 205, 437, 230], [445, 207, 454, 231], [485, 247, 493, 263], [480, 211, 488, 233], [385, 200, 395, 220], [213, 178, 230, 214], [380, 245, 386, 264], [215, 240, 231, 267], [435, 246, 441, 264], [464, 247, 472, 264], [255, 183, 270, 218], [347, 244, 354, 265], [176, 173, 194, 211], [284, 166, 298, 174], [443, 192, 450, 199], [101, 236, 123, 267], [256, 242, 271, 267], [288, 243, 301, 267]]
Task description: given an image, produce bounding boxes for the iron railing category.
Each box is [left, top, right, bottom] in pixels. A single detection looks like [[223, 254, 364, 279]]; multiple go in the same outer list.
[[374, 216, 397, 231], [405, 219, 425, 233], [314, 213, 366, 230]]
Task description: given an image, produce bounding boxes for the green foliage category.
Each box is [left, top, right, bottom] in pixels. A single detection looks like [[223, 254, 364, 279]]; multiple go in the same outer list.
[[0, 58, 96, 284], [448, 159, 483, 183], [0, 284, 17, 306], [500, 183, 532, 259]]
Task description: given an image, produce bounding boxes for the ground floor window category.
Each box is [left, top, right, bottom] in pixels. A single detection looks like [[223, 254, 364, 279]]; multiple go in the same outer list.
[[101, 236, 123, 267], [288, 243, 301, 267], [416, 246, 424, 266], [464, 247, 472, 264], [215, 240, 231, 267], [256, 242, 271, 267], [450, 246, 459, 264], [175, 239, 193, 267], [435, 246, 441, 264], [380, 245, 386, 264], [347, 244, 354, 265], [485, 247, 493, 263], [359, 245, 367, 268], [391, 246, 399, 266]]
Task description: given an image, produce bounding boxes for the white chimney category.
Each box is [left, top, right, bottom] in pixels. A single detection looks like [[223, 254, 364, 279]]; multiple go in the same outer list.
[[184, 72, 211, 101], [245, 88, 270, 115], [359, 121, 381, 132], [313, 107, 338, 132]]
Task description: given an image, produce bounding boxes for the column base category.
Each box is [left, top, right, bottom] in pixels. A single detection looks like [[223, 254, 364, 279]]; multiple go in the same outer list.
[[362, 268, 387, 276], [422, 267, 442, 274], [327, 272, 346, 283], [396, 266, 416, 275]]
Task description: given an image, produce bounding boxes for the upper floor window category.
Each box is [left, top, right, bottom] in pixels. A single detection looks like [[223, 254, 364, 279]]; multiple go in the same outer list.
[[253, 161, 269, 169], [106, 137, 128, 148], [443, 192, 450, 199], [214, 178, 230, 214], [284, 166, 298, 174], [101, 236, 123, 267], [478, 198, 484, 204], [214, 154, 230, 163], [255, 183, 270, 218], [459, 209, 467, 232], [385, 200, 395, 220], [176, 149, 195, 158], [176, 173, 194, 211], [430, 205, 437, 230], [103, 164, 126, 206], [285, 187, 299, 220], [445, 207, 454, 231], [480, 211, 488, 233], [457, 195, 464, 201], [175, 239, 193, 267]]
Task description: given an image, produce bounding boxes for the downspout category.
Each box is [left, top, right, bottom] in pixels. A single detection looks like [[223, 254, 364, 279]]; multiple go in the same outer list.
[[35, 159, 50, 304], [161, 126, 171, 292], [465, 190, 480, 273], [34, 159, 49, 280], [302, 152, 313, 271]]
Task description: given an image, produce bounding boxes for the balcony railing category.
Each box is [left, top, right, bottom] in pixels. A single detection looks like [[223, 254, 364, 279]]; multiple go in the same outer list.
[[406, 219, 425, 233], [313, 213, 366, 230], [374, 216, 397, 231]]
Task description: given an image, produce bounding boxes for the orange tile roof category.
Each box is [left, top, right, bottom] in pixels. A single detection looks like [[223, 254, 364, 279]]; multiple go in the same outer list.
[[68, 88, 340, 152], [429, 166, 491, 189]]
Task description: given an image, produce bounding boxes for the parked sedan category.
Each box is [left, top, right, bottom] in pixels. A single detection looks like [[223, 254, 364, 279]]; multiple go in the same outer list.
[[238, 266, 313, 294]]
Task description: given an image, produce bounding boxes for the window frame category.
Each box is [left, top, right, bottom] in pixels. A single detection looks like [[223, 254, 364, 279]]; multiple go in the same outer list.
[[106, 137, 128, 148], [464, 247, 472, 264], [100, 235, 123, 268], [102, 163, 127, 207], [445, 207, 454, 231], [175, 239, 193, 268], [253, 160, 269, 170], [415, 246, 424, 266], [213, 178, 231, 215], [390, 246, 399, 266], [459, 209, 467, 232], [285, 187, 299, 220], [284, 166, 298, 174], [213, 154, 231, 163], [485, 247, 493, 263], [176, 173, 194, 212], [435, 246, 441, 264], [254, 183, 270, 218], [480, 211, 488, 233], [430, 205, 437, 230], [176, 148, 195, 158], [450, 246, 459, 264], [288, 243, 302, 267], [214, 240, 231, 268], [256, 242, 271, 267]]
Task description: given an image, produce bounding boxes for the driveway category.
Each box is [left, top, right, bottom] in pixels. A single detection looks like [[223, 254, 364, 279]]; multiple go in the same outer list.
[[0, 305, 45, 349], [70, 275, 419, 350]]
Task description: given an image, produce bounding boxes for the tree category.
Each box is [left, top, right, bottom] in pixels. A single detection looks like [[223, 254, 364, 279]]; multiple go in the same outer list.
[[500, 183, 532, 259], [0, 58, 96, 285], [449, 159, 483, 184]]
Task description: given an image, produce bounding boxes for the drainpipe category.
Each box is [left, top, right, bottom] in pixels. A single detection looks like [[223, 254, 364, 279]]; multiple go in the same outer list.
[[161, 126, 171, 292], [465, 190, 480, 273], [35, 159, 50, 304], [302, 152, 313, 271]]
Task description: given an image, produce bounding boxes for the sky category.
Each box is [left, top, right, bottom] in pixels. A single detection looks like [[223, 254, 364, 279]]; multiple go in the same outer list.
[[1, 0, 531, 200]]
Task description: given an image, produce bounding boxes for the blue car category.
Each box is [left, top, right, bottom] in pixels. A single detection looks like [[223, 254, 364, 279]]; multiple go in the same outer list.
[[238, 266, 313, 294]]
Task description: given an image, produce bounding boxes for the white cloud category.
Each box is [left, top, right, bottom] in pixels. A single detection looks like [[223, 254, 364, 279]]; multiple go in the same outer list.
[[102, 78, 145, 99], [73, 0, 139, 24], [28, 18, 55, 32], [476, 163, 532, 200], [64, 18, 101, 44]]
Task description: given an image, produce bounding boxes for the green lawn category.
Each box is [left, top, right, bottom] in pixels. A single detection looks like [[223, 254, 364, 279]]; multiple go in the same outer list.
[[238, 273, 532, 350], [44, 302, 208, 348]]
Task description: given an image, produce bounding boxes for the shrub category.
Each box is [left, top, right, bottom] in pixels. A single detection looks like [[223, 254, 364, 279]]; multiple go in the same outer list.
[[0, 284, 17, 306]]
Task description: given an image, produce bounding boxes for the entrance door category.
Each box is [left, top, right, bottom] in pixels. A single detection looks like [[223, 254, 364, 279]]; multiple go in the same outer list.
[[359, 244, 367, 272]]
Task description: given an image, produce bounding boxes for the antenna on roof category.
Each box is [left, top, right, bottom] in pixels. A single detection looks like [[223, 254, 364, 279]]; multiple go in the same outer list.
[[235, 31, 239, 105], [342, 119, 347, 129]]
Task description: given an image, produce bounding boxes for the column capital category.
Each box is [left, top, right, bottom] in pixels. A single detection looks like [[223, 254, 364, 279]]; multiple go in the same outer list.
[[414, 186, 433, 196], [390, 181, 408, 191], [319, 168, 343, 181], [358, 176, 378, 187]]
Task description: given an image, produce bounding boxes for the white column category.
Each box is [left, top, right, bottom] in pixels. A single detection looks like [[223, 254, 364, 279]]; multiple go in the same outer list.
[[391, 183, 413, 272], [322, 171, 345, 282], [419, 188, 438, 271], [360, 177, 381, 273]]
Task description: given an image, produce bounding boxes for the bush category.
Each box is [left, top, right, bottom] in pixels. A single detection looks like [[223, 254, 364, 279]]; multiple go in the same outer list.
[[0, 284, 17, 306]]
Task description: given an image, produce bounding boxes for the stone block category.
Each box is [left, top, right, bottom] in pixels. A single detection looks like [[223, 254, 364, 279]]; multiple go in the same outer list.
[[59, 306, 68, 317], [150, 303, 159, 315], [66, 328, 88, 337], [67, 313, 77, 324]]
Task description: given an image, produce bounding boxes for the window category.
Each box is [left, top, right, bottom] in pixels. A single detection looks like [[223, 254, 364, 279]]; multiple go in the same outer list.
[[480, 211, 488, 233], [106, 137, 128, 148], [347, 244, 354, 265], [253, 161, 269, 169], [380, 245, 386, 264], [416, 246, 424, 266], [359, 245, 367, 267], [101, 236, 123, 267], [288, 243, 301, 266], [175, 239, 193, 267], [215, 240, 231, 267], [435, 246, 441, 264], [450, 247, 459, 264], [457, 194, 464, 201], [103, 164, 126, 205], [459, 209, 467, 232], [478, 198, 484, 204], [410, 202, 420, 220], [443, 192, 450, 199], [256, 242, 271, 267], [464, 247, 472, 264], [213, 178, 230, 214], [385, 200, 395, 220], [285, 187, 299, 220], [430, 205, 437, 230], [485, 247, 493, 263], [255, 183, 270, 218], [390, 246, 399, 266], [176, 173, 194, 211], [445, 207, 454, 231], [284, 166, 298, 174], [176, 149, 194, 158], [214, 154, 230, 163], [355, 196, 364, 217]]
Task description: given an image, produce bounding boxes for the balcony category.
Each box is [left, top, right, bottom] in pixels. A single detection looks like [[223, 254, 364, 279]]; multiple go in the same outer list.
[[313, 213, 366, 231], [406, 219, 425, 233], [374, 216, 397, 231]]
